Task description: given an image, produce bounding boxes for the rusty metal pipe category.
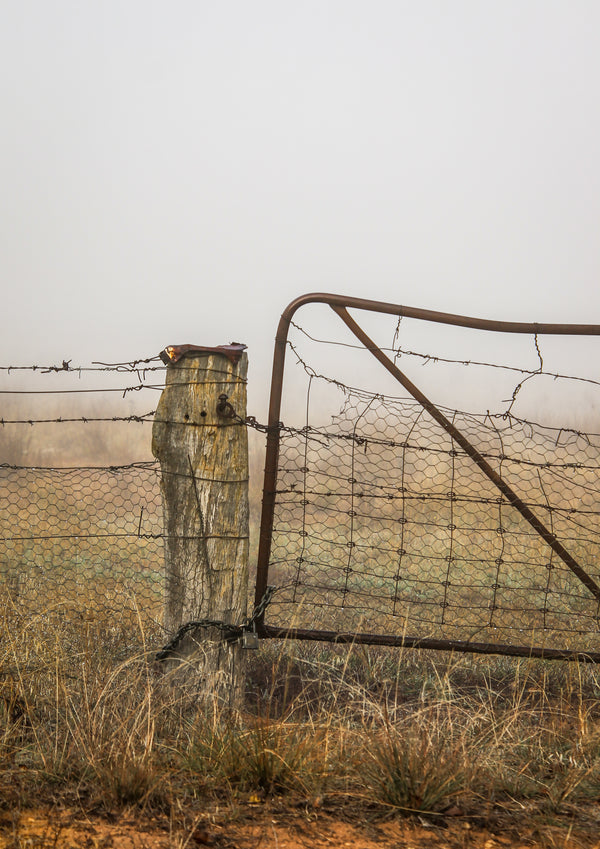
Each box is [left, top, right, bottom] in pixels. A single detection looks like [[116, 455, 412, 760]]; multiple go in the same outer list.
[[262, 625, 600, 663], [254, 312, 291, 615], [279, 292, 600, 336]]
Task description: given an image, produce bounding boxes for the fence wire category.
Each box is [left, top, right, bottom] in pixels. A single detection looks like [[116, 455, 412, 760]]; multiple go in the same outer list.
[[0, 360, 191, 637], [263, 319, 600, 656], [0, 461, 164, 628], [3, 328, 600, 658]]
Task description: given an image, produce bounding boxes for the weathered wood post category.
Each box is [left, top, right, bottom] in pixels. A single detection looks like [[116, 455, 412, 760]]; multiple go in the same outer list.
[[151, 344, 249, 709]]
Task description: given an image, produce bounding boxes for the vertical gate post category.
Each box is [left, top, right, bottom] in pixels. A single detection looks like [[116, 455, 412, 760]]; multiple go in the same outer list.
[[152, 346, 249, 708]]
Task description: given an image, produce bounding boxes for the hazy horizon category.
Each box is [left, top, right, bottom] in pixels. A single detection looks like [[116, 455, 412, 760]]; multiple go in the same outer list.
[[2, 1, 600, 420]]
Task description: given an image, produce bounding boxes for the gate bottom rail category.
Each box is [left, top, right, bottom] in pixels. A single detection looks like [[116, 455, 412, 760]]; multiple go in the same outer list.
[[260, 624, 600, 663]]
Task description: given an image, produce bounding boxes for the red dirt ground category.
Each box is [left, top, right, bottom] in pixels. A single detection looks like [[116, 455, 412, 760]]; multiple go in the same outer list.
[[2, 800, 600, 849]]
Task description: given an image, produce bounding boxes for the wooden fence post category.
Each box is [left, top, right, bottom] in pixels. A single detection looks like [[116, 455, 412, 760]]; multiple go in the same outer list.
[[151, 346, 249, 708]]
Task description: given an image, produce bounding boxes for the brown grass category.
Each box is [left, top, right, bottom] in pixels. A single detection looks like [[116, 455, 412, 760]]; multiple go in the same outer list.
[[2, 602, 600, 844]]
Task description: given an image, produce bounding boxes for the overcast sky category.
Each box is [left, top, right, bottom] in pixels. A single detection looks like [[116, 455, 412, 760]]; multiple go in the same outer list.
[[1, 1, 600, 413]]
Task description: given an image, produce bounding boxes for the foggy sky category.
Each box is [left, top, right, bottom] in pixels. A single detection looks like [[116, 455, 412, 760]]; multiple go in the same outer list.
[[1, 1, 600, 413]]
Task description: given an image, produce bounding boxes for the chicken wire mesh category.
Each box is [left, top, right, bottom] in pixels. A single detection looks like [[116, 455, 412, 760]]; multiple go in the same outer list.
[[268, 390, 600, 650], [3, 300, 600, 661], [0, 353, 252, 649], [0, 462, 165, 629], [259, 302, 600, 657], [0, 360, 169, 642]]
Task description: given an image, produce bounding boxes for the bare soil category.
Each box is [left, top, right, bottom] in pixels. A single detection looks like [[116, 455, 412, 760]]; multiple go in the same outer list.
[[2, 799, 600, 849]]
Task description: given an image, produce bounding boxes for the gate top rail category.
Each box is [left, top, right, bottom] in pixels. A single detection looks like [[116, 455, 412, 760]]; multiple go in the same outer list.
[[277, 292, 600, 337]]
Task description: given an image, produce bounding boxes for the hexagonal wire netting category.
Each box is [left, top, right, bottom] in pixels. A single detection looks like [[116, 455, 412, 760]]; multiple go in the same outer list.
[[0, 360, 169, 648], [3, 303, 600, 661], [0, 354, 250, 655], [0, 462, 164, 625], [258, 304, 600, 658]]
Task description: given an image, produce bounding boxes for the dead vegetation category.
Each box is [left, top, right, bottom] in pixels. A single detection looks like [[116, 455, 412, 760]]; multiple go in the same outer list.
[[2, 603, 600, 846]]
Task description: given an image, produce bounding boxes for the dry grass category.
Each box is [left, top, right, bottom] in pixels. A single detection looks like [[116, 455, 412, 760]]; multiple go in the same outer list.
[[2, 604, 600, 840]]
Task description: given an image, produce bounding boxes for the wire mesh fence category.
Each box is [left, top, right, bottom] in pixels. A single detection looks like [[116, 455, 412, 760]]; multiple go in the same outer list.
[[268, 388, 600, 650], [257, 297, 600, 659], [0, 358, 169, 643], [3, 299, 600, 661], [0, 352, 258, 653], [0, 462, 164, 626]]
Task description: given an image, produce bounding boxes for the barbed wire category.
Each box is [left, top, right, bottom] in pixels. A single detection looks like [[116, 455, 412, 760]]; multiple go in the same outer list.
[[291, 319, 600, 391], [266, 326, 600, 654], [286, 344, 600, 440], [3, 331, 600, 658], [0, 385, 164, 396], [0, 359, 244, 376], [3, 404, 600, 474], [0, 379, 245, 398], [0, 359, 163, 374], [1, 413, 157, 425]]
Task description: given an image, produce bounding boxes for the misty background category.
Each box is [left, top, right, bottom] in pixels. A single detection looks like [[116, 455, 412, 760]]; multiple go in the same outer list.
[[1, 1, 600, 426]]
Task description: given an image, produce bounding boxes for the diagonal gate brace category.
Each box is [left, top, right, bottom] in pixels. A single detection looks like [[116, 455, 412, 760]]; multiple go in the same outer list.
[[331, 304, 600, 605]]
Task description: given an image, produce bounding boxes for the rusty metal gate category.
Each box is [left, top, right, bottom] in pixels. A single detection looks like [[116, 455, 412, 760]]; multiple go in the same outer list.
[[253, 293, 600, 661]]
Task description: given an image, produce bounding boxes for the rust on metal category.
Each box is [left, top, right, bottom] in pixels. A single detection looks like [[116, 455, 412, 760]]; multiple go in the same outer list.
[[277, 292, 600, 336], [262, 626, 600, 663], [216, 393, 237, 419], [254, 292, 600, 657], [160, 343, 247, 366]]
